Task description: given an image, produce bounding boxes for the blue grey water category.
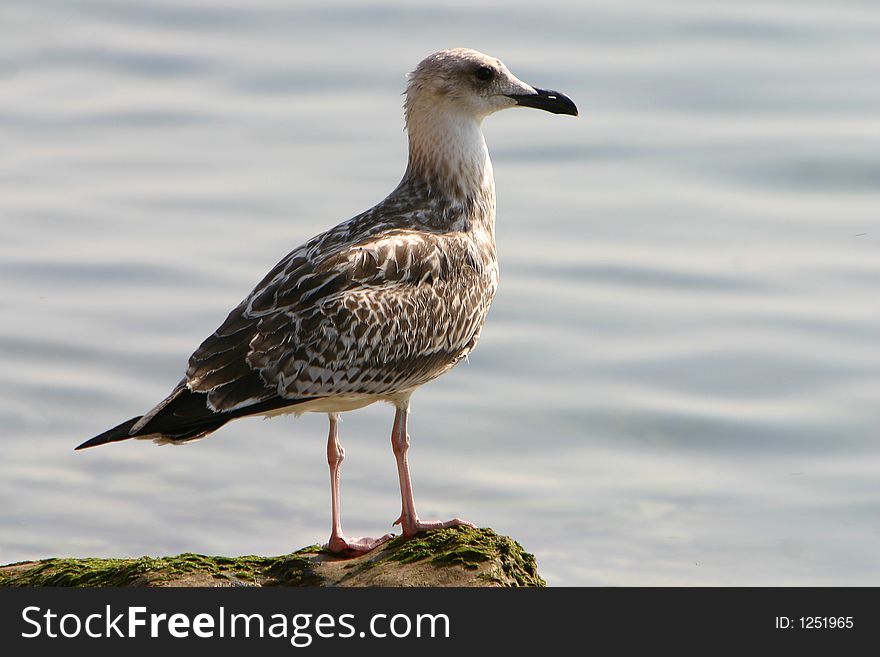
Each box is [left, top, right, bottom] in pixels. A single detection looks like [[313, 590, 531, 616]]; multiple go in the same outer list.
[[1, 0, 878, 585]]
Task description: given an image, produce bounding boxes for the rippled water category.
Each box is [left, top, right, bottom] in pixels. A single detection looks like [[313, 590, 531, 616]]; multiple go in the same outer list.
[[2, 0, 878, 585]]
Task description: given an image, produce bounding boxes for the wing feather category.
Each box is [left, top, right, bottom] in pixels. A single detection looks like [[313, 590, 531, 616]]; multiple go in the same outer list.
[[185, 229, 497, 412]]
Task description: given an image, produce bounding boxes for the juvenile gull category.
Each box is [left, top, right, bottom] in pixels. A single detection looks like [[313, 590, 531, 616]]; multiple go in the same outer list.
[[77, 48, 577, 554]]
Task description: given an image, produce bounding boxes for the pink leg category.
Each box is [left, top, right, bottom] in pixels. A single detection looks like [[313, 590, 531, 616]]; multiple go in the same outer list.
[[391, 406, 475, 537], [325, 414, 394, 554]]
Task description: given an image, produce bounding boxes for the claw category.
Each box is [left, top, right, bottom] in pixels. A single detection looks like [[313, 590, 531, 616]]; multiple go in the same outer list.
[[394, 516, 475, 538]]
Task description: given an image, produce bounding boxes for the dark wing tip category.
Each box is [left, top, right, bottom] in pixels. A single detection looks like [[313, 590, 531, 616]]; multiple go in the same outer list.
[[75, 416, 141, 450], [75, 389, 304, 451]]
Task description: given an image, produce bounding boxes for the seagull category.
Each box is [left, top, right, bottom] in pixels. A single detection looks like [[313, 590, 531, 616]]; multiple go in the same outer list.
[[77, 48, 577, 554]]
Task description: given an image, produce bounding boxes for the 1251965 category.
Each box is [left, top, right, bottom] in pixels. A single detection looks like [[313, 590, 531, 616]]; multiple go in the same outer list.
[[775, 616, 853, 629]]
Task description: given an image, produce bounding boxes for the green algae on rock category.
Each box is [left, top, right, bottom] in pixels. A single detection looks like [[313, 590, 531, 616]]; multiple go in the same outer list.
[[0, 527, 544, 588], [0, 551, 319, 588], [381, 526, 545, 586]]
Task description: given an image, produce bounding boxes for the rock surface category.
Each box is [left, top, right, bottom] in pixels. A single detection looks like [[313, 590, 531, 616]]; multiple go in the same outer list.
[[0, 527, 545, 587]]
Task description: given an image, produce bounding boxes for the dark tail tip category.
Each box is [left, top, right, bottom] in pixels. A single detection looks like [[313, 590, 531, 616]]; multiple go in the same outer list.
[[75, 416, 142, 450]]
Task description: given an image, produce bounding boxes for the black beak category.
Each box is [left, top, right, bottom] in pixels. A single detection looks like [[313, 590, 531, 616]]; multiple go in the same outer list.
[[506, 87, 578, 116]]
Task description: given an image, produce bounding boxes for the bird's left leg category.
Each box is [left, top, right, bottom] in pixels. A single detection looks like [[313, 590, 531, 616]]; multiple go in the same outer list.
[[391, 405, 475, 537], [325, 414, 394, 554]]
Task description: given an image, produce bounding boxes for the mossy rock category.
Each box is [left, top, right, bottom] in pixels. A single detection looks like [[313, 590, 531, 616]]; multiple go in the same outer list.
[[0, 551, 319, 588], [0, 527, 544, 588]]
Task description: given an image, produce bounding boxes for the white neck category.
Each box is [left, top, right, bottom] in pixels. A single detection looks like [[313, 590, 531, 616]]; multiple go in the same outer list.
[[404, 99, 495, 206]]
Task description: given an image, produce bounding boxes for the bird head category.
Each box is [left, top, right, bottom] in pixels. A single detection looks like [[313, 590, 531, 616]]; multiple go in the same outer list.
[[405, 48, 578, 122]]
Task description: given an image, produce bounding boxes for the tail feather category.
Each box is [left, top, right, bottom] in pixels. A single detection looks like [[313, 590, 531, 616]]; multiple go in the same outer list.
[[76, 384, 306, 450], [75, 416, 143, 450]]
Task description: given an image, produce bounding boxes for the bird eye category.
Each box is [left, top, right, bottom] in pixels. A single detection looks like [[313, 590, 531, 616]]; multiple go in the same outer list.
[[474, 66, 494, 82]]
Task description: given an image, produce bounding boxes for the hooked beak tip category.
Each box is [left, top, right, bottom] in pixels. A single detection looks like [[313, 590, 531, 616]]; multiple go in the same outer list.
[[507, 87, 578, 116]]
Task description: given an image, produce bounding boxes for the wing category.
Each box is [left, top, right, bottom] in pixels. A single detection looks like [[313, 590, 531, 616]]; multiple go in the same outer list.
[[185, 228, 498, 413]]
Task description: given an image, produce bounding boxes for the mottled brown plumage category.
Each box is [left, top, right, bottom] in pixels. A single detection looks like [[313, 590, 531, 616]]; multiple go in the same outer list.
[[77, 48, 576, 553]]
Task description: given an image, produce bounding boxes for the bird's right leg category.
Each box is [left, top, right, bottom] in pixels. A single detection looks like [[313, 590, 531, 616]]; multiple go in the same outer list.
[[390, 405, 475, 537], [325, 413, 394, 554]]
